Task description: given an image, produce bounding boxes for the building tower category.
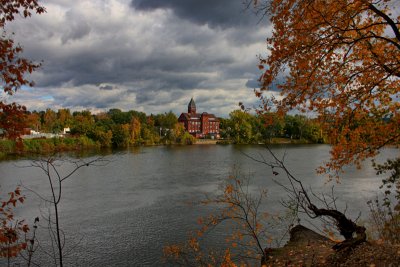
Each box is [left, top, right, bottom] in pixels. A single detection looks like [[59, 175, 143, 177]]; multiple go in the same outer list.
[[188, 98, 196, 115]]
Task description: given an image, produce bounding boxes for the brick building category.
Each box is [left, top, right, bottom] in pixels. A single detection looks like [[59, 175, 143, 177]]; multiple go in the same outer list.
[[178, 98, 220, 139]]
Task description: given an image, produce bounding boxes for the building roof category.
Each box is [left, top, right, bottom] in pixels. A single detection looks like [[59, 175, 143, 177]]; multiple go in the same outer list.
[[179, 98, 219, 123], [180, 113, 200, 120], [179, 112, 219, 121], [188, 98, 196, 110]]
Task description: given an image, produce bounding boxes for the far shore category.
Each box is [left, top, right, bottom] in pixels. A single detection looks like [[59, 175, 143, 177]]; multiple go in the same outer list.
[[0, 137, 325, 160], [194, 139, 218, 145]]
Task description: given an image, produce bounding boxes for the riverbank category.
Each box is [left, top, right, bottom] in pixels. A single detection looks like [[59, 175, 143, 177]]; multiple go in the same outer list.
[[216, 137, 316, 145], [0, 137, 100, 159], [195, 139, 218, 145], [0, 136, 321, 160]]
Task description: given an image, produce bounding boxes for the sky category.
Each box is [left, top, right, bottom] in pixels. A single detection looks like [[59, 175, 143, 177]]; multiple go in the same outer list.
[[6, 0, 274, 117]]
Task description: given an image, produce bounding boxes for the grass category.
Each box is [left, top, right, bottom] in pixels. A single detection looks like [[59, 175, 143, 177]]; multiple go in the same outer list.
[[0, 137, 100, 158]]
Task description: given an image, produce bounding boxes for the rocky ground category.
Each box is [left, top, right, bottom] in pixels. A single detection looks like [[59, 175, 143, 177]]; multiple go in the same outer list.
[[263, 225, 400, 267], [327, 242, 400, 267]]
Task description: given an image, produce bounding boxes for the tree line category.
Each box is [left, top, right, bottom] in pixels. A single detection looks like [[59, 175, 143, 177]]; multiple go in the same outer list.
[[17, 108, 327, 147], [220, 110, 326, 144], [20, 108, 195, 147]]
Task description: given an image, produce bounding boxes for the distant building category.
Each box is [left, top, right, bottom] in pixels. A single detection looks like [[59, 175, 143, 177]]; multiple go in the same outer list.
[[63, 127, 71, 135], [178, 98, 220, 139]]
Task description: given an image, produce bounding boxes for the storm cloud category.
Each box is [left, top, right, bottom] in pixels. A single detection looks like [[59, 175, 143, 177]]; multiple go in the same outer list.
[[131, 0, 258, 28], [8, 0, 272, 116]]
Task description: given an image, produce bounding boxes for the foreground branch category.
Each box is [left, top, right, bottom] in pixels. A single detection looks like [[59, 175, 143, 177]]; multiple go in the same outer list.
[[245, 147, 367, 251]]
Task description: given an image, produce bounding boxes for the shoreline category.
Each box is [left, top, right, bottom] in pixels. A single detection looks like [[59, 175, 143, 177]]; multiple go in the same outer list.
[[194, 139, 218, 145]]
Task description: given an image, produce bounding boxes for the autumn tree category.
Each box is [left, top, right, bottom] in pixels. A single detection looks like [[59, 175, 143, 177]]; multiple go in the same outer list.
[[129, 116, 141, 145], [253, 0, 399, 177], [141, 115, 160, 145], [164, 170, 279, 266], [173, 122, 195, 144], [128, 110, 147, 125], [56, 109, 73, 129], [247, 0, 400, 253], [0, 1, 44, 262], [24, 111, 40, 132], [94, 112, 112, 127], [42, 108, 57, 132], [0, 102, 27, 139], [71, 110, 95, 136], [0, 0, 45, 138], [0, 188, 29, 264]]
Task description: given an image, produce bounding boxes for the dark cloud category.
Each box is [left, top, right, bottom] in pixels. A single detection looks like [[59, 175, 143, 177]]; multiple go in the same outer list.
[[29, 32, 238, 91], [99, 85, 114, 91], [135, 90, 180, 106], [8, 0, 273, 116], [51, 87, 127, 110], [61, 10, 91, 44], [131, 0, 258, 28]]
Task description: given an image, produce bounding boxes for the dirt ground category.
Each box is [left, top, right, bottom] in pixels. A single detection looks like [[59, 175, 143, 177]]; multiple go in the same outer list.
[[263, 225, 400, 267]]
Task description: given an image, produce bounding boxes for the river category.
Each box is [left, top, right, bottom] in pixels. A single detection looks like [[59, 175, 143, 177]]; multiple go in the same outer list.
[[0, 144, 398, 266]]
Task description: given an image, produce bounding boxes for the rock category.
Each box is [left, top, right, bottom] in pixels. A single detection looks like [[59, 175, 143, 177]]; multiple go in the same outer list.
[[262, 225, 335, 267], [288, 225, 332, 244]]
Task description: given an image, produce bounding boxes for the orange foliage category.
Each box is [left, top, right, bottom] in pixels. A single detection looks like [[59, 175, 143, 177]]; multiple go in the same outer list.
[[0, 102, 27, 139], [164, 171, 279, 266], [0, 0, 45, 138], [255, 0, 400, 178], [0, 187, 29, 259], [129, 116, 141, 144]]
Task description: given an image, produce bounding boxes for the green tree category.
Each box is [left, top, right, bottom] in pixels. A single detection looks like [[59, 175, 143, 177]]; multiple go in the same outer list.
[[284, 115, 308, 140], [57, 109, 73, 128], [155, 111, 177, 130], [140, 115, 159, 145], [108, 109, 132, 125], [218, 117, 231, 139], [94, 112, 114, 131], [141, 126, 159, 145], [128, 110, 147, 124], [262, 112, 285, 141], [88, 127, 113, 147], [43, 109, 57, 133], [303, 119, 324, 143], [154, 111, 178, 143], [111, 124, 130, 147], [71, 110, 94, 136], [228, 110, 253, 144]]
